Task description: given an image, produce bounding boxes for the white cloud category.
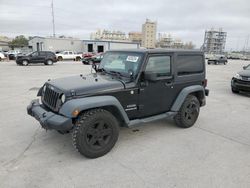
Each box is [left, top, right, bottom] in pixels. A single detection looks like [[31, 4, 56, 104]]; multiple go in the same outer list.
[[0, 0, 249, 50]]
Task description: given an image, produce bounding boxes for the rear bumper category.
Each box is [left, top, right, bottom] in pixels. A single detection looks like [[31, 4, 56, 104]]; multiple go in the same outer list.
[[205, 89, 209, 96], [27, 99, 73, 131]]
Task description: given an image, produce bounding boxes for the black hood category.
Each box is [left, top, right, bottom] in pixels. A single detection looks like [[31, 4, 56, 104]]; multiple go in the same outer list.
[[238, 70, 250, 77], [47, 74, 125, 96]]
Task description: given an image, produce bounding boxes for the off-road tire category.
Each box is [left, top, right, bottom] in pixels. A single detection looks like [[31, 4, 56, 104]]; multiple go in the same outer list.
[[174, 95, 200, 128], [72, 109, 119, 158]]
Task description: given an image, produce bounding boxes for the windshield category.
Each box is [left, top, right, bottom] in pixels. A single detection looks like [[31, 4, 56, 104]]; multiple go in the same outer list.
[[246, 65, 250, 70], [99, 51, 144, 77]]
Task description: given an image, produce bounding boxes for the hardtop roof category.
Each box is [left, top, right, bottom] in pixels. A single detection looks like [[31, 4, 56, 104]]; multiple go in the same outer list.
[[107, 48, 203, 54]]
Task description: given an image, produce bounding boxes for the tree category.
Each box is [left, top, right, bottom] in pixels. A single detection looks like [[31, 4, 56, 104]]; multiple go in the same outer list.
[[9, 35, 28, 48]]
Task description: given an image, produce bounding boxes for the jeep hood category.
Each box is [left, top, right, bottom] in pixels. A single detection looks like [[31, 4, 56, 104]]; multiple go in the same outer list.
[[238, 70, 250, 77], [47, 74, 125, 96]]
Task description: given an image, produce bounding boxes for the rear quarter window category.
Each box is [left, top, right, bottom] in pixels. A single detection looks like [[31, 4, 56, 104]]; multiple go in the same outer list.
[[176, 55, 204, 76]]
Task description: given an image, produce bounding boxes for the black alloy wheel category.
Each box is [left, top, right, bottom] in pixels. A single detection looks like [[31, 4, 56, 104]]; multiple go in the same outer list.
[[174, 95, 200, 128], [72, 109, 119, 158]]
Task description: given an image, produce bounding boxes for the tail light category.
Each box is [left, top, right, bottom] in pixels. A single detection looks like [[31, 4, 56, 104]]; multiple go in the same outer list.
[[202, 79, 207, 87]]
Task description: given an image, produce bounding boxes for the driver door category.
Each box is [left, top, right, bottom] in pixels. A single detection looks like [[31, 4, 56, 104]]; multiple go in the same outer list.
[[138, 54, 175, 118], [29, 51, 40, 63]]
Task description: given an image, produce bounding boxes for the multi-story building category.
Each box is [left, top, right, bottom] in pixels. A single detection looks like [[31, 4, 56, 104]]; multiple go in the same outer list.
[[202, 28, 227, 54], [128, 32, 142, 44], [90, 30, 128, 41], [0, 36, 11, 51], [141, 19, 157, 48], [157, 33, 173, 48]]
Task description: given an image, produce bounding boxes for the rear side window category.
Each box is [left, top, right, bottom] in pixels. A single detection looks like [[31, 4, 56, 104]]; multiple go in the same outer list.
[[48, 52, 55, 56], [40, 52, 46, 56], [177, 55, 204, 76]]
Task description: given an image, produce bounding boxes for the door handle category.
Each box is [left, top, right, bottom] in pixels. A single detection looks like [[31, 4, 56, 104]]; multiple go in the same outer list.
[[165, 81, 173, 87]]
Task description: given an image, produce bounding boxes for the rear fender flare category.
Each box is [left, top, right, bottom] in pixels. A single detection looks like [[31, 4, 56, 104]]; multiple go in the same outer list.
[[171, 85, 205, 112]]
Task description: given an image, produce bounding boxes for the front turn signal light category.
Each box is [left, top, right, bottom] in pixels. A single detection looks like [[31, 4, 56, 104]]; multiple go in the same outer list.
[[72, 109, 80, 117]]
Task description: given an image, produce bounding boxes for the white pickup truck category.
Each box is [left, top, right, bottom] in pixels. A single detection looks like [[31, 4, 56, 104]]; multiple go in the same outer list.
[[56, 51, 82, 61]]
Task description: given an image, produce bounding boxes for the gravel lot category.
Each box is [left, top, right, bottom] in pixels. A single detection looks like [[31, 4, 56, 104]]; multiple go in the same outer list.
[[0, 60, 250, 188]]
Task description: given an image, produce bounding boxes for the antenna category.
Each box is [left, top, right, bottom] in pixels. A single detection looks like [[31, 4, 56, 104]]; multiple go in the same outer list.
[[51, 0, 55, 37]]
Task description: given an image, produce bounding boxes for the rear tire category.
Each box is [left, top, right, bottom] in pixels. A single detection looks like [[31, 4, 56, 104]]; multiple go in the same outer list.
[[45, 59, 53, 65], [174, 95, 200, 128], [72, 109, 119, 158]]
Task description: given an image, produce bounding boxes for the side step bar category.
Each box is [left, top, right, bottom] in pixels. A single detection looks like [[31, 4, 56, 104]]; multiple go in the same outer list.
[[128, 111, 177, 127]]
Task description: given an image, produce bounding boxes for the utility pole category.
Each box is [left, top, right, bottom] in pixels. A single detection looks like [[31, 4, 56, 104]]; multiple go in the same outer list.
[[51, 0, 55, 37]]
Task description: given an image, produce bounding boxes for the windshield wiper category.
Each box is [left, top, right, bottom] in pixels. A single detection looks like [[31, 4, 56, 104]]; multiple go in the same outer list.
[[109, 70, 130, 78]]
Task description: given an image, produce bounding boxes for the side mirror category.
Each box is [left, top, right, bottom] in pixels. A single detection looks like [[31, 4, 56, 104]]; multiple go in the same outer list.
[[144, 71, 158, 81]]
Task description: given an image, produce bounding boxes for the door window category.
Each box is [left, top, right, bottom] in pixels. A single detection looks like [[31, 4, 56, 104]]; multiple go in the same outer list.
[[31, 52, 38, 57], [68, 52, 73, 55], [145, 56, 171, 77]]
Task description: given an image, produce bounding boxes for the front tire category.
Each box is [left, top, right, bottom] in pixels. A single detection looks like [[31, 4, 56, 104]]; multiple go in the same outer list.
[[57, 56, 63, 61], [72, 109, 119, 158], [174, 95, 200, 128], [22, 60, 29, 66]]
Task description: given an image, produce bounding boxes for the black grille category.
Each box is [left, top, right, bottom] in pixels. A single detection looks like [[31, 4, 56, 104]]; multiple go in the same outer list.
[[42, 86, 60, 111], [235, 79, 250, 85]]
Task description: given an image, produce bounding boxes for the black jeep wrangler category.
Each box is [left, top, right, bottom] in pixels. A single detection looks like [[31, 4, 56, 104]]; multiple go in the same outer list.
[[27, 49, 209, 158]]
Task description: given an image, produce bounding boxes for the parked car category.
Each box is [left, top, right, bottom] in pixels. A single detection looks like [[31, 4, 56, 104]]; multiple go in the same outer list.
[[6, 50, 22, 60], [27, 49, 209, 158], [231, 64, 250, 94], [82, 52, 95, 58], [82, 53, 103, 65], [0, 52, 6, 61], [208, 55, 228, 65], [16, 51, 57, 66], [56, 51, 81, 61]]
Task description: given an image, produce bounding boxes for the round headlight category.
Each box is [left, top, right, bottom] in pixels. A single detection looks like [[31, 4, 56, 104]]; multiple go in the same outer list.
[[61, 94, 66, 103], [43, 85, 46, 92]]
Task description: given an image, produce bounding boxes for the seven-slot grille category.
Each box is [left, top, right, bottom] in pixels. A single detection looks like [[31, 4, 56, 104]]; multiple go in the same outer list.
[[42, 86, 61, 111]]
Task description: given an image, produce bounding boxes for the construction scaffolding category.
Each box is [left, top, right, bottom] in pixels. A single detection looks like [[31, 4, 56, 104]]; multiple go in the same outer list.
[[203, 28, 227, 54]]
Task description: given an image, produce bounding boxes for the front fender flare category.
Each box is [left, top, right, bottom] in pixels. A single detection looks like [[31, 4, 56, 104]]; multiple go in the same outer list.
[[171, 85, 205, 112], [59, 96, 130, 124]]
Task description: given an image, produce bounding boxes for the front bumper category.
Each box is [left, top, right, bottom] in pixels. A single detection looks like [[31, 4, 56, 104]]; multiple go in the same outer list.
[[27, 99, 73, 131], [231, 78, 250, 92]]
